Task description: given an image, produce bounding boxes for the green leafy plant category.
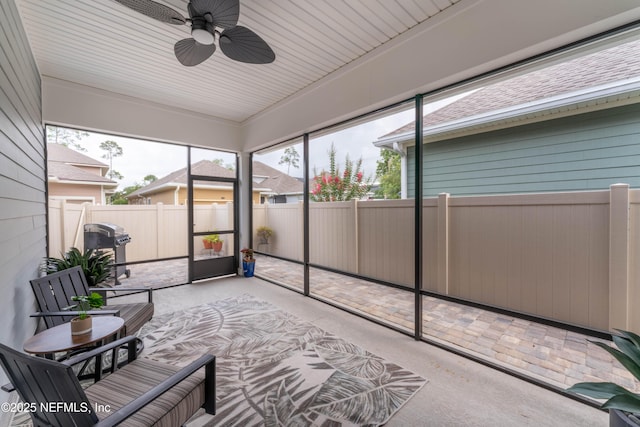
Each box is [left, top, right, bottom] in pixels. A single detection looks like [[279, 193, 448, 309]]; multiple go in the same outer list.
[[374, 149, 401, 199], [70, 293, 104, 320], [44, 247, 112, 287], [204, 234, 221, 243], [256, 226, 274, 243], [311, 143, 371, 202], [567, 329, 640, 416]]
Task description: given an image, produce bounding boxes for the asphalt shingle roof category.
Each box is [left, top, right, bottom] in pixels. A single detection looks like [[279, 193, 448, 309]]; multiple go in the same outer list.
[[48, 162, 115, 183], [47, 143, 115, 184], [382, 39, 640, 139], [48, 143, 108, 167], [129, 160, 303, 198], [252, 161, 303, 195], [128, 160, 235, 197]]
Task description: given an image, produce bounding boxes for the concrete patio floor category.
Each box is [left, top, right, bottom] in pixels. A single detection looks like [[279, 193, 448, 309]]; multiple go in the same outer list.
[[117, 275, 608, 426], [109, 254, 637, 404]]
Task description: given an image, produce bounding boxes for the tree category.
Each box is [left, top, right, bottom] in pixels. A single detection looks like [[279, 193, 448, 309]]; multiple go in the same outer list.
[[110, 170, 124, 180], [210, 159, 235, 170], [310, 144, 371, 202], [279, 146, 300, 174], [375, 149, 401, 199], [143, 174, 157, 184], [109, 175, 158, 204], [99, 140, 124, 180], [46, 126, 89, 152], [110, 184, 141, 205]]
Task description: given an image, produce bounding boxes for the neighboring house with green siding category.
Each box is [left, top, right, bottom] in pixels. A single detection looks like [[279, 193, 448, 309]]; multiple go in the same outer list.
[[375, 39, 640, 197]]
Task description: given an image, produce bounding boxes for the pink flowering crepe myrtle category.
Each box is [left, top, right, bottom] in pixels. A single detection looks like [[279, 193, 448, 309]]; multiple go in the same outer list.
[[310, 144, 371, 202]]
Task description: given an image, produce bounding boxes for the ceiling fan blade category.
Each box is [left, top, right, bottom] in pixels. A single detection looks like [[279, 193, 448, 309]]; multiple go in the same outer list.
[[219, 26, 275, 64], [190, 0, 239, 29], [113, 0, 186, 24], [174, 38, 216, 66]]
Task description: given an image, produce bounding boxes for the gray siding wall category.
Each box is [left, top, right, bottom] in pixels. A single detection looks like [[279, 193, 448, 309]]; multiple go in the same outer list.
[[408, 102, 640, 197], [0, 0, 44, 391]]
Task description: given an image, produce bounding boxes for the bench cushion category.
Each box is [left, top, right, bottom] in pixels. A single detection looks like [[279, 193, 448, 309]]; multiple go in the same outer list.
[[85, 358, 205, 427], [108, 303, 154, 336]]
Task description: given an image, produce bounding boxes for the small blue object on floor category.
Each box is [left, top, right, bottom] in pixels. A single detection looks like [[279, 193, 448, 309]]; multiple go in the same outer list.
[[243, 261, 255, 277]]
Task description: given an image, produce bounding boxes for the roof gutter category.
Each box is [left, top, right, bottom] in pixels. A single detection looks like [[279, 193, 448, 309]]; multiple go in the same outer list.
[[383, 141, 407, 157], [48, 177, 118, 187], [374, 77, 640, 148]]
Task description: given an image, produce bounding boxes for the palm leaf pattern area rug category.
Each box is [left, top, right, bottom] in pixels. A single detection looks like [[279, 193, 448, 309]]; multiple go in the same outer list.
[[137, 294, 427, 426]]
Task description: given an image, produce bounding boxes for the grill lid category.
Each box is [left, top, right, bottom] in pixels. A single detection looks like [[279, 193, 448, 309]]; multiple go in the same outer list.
[[84, 223, 126, 235]]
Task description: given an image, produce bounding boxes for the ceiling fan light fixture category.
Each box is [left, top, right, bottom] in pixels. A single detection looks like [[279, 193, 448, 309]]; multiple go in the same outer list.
[[191, 19, 214, 45]]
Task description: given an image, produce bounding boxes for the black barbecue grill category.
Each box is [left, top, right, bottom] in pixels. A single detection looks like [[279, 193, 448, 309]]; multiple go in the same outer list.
[[84, 223, 131, 284]]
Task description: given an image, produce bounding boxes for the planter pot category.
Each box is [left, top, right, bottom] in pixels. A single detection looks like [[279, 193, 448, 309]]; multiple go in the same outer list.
[[203, 239, 213, 249], [611, 409, 640, 427], [243, 260, 255, 277], [212, 241, 223, 252], [70, 316, 92, 336]]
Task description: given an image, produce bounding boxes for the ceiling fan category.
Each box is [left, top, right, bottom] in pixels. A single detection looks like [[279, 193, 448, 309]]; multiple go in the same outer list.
[[113, 0, 275, 66]]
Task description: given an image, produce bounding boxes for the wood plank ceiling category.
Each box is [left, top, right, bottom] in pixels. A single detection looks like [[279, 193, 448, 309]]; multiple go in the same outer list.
[[16, 0, 459, 122]]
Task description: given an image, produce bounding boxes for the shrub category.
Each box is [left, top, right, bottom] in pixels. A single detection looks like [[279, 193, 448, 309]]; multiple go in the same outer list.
[[44, 247, 112, 287]]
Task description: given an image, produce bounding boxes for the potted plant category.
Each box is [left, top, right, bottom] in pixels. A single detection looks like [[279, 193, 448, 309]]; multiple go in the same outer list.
[[256, 226, 274, 245], [567, 329, 640, 426], [240, 248, 255, 277], [68, 292, 104, 336], [210, 234, 223, 252], [44, 247, 112, 287], [203, 234, 223, 252]]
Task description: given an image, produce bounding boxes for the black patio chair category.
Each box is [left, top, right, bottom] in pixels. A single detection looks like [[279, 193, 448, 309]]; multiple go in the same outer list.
[[30, 266, 154, 337], [0, 336, 215, 427]]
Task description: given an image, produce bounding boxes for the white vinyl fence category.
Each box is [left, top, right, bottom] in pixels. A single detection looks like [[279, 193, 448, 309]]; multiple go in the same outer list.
[[253, 184, 640, 333], [50, 184, 640, 333], [49, 201, 234, 261]]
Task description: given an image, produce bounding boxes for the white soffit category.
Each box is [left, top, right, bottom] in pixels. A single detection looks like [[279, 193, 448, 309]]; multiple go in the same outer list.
[[17, 0, 459, 122]]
